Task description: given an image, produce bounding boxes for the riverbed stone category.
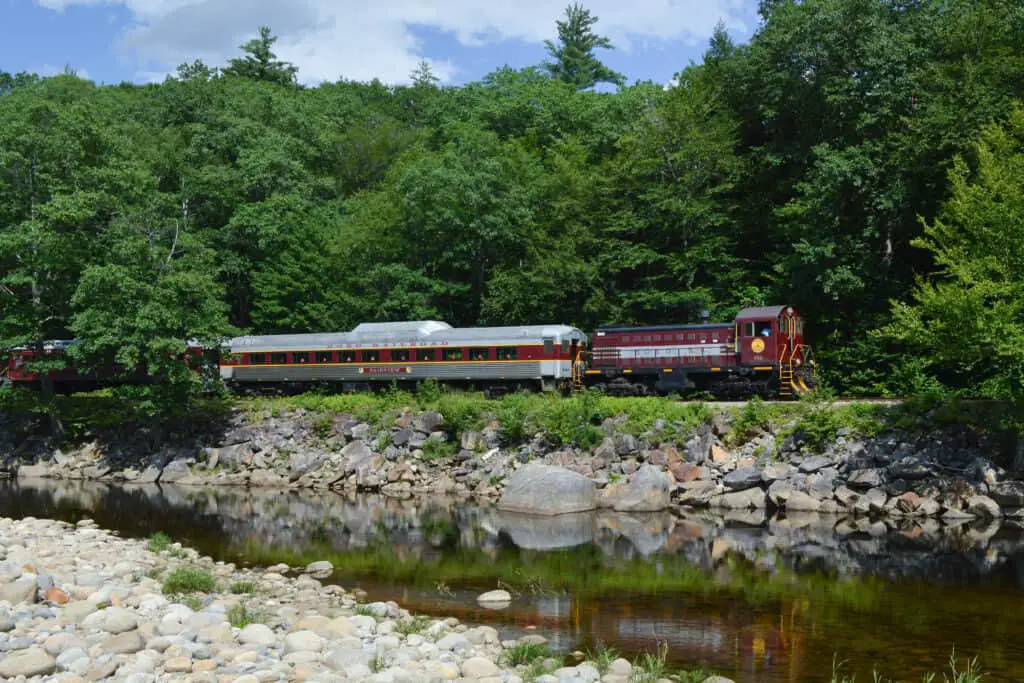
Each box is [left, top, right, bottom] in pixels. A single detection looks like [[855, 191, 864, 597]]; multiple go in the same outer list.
[[284, 629, 325, 653], [477, 590, 512, 607], [0, 578, 37, 604], [100, 629, 146, 654], [0, 647, 57, 677], [239, 623, 277, 646], [608, 465, 673, 512], [498, 464, 597, 515], [82, 606, 137, 633], [966, 495, 1001, 519], [724, 466, 762, 490]]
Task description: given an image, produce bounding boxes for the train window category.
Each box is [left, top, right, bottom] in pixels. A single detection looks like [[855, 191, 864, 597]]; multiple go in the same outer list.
[[341, 351, 357, 363], [392, 349, 411, 362], [271, 353, 288, 365], [743, 322, 756, 337], [653, 334, 661, 342], [496, 347, 517, 361], [443, 349, 463, 361], [416, 349, 436, 362], [316, 351, 333, 363], [561, 340, 570, 354], [469, 348, 489, 361], [543, 339, 554, 354], [248, 353, 266, 365], [757, 322, 772, 337], [293, 352, 309, 364], [362, 350, 380, 363]]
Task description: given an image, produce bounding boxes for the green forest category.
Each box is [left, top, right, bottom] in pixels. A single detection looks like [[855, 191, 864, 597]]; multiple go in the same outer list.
[[1, 0, 1023, 403]]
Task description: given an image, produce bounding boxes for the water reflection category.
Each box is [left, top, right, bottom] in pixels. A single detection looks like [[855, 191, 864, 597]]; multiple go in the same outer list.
[[2, 479, 1024, 682]]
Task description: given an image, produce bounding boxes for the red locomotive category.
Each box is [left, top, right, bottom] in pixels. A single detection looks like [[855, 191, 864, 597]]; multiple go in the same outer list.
[[2, 305, 815, 399], [586, 305, 815, 398]]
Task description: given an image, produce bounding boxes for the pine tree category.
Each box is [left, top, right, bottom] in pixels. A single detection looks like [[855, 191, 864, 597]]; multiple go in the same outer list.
[[223, 26, 298, 86], [543, 3, 625, 90], [410, 59, 440, 88]]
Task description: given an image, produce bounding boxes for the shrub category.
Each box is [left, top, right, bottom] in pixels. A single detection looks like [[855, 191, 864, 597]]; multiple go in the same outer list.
[[162, 566, 216, 594], [505, 642, 551, 666], [230, 580, 258, 594], [147, 531, 172, 553]]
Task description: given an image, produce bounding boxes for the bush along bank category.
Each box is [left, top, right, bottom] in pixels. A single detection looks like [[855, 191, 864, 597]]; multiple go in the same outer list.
[[4, 392, 1024, 521]]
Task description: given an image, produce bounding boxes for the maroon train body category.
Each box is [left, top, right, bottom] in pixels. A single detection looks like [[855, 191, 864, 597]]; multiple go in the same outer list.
[[588, 305, 815, 397]]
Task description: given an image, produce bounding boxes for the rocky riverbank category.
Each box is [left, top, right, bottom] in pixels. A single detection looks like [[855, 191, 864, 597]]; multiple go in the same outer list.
[[4, 399, 1024, 521], [0, 515, 732, 683]]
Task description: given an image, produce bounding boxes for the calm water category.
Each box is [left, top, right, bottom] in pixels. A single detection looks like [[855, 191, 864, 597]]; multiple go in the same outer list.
[[2, 479, 1023, 682]]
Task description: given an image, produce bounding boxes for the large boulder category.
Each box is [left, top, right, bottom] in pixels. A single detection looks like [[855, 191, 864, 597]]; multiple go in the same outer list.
[[497, 464, 597, 515], [723, 466, 762, 491]]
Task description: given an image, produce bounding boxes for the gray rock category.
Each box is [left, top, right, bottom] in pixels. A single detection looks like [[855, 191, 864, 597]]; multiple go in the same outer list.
[[614, 434, 638, 456], [284, 630, 326, 653], [100, 629, 145, 654], [289, 452, 326, 482], [967, 495, 1001, 519], [683, 430, 713, 465], [609, 465, 672, 512], [723, 466, 762, 491], [799, 455, 832, 473], [593, 439, 617, 466], [0, 579, 37, 605], [82, 607, 137, 634], [414, 411, 444, 433], [351, 423, 372, 441], [761, 463, 795, 483], [784, 490, 822, 512], [497, 464, 597, 515], [711, 488, 767, 509], [677, 480, 719, 506], [436, 633, 471, 653], [305, 560, 334, 578], [853, 488, 887, 516], [767, 480, 794, 507], [17, 463, 49, 479], [0, 648, 56, 677], [159, 459, 192, 484], [239, 623, 276, 647], [848, 468, 884, 490], [137, 466, 162, 484], [989, 481, 1024, 507], [392, 428, 413, 447]]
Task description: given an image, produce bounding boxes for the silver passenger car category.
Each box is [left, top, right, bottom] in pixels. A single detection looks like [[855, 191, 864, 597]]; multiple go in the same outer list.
[[221, 321, 588, 392]]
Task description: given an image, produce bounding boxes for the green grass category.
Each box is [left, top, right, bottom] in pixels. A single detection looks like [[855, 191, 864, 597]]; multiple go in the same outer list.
[[354, 604, 377, 617], [147, 531, 172, 553], [162, 566, 216, 595], [393, 616, 432, 635], [830, 651, 986, 683], [585, 644, 620, 675], [504, 642, 551, 666], [166, 593, 205, 611], [229, 580, 259, 594], [629, 643, 669, 683], [227, 604, 267, 628]]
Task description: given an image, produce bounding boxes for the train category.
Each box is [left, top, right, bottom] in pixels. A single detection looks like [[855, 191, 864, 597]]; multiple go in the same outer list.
[[1, 305, 816, 399]]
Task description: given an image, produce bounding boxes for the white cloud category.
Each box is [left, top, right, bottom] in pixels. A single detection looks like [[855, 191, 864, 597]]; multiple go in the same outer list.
[[34, 0, 757, 85]]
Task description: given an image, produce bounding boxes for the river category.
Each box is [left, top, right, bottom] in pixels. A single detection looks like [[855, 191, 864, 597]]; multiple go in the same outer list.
[[1, 479, 1022, 682]]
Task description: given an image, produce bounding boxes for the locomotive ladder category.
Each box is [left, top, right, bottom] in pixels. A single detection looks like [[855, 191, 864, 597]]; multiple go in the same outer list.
[[571, 348, 586, 392]]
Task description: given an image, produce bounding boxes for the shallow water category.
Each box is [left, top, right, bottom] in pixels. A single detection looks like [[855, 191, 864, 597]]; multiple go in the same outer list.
[[2, 479, 1023, 682]]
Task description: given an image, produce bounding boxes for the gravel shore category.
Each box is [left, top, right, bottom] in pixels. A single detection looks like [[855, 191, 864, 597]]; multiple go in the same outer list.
[[0, 516, 714, 683]]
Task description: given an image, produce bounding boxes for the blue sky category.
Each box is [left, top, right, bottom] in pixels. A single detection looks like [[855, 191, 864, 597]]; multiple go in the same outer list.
[[3, 0, 761, 86]]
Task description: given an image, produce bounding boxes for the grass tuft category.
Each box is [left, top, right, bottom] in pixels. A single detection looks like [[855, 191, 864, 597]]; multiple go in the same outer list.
[[585, 643, 620, 675], [505, 642, 551, 666], [147, 531, 172, 553], [394, 616, 432, 635], [162, 566, 216, 595], [228, 604, 267, 628], [229, 580, 259, 595]]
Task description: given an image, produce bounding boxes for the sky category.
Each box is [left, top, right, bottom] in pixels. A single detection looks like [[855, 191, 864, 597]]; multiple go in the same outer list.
[[3, 0, 762, 87]]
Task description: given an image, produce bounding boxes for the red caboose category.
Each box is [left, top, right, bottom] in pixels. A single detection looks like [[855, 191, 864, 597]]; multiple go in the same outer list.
[[585, 305, 815, 398]]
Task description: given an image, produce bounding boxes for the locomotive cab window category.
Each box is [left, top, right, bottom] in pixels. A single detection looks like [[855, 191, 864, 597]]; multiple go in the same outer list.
[[341, 351, 357, 363], [443, 348, 463, 361], [248, 353, 266, 365], [271, 353, 288, 365], [416, 349, 435, 362], [496, 347, 517, 361], [293, 352, 309, 364], [316, 352, 333, 364], [758, 322, 772, 337], [469, 348, 489, 361], [743, 322, 756, 338], [362, 350, 380, 363], [392, 349, 411, 362]]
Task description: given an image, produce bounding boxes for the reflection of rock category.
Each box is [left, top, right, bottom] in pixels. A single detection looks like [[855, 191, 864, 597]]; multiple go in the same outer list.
[[496, 510, 596, 550], [497, 464, 596, 515], [597, 510, 673, 556]]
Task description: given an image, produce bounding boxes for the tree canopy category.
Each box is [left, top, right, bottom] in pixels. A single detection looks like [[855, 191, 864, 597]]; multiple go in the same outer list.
[[1, 0, 1023, 411]]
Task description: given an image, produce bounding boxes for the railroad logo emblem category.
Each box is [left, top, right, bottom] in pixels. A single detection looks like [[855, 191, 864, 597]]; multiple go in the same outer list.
[[751, 338, 766, 354]]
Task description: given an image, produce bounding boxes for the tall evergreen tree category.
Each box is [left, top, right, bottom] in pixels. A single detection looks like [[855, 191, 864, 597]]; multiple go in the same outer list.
[[223, 26, 298, 86], [410, 59, 440, 88], [543, 3, 625, 90]]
